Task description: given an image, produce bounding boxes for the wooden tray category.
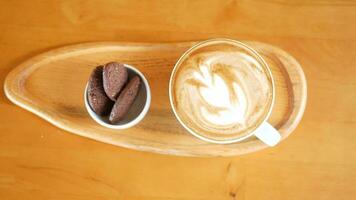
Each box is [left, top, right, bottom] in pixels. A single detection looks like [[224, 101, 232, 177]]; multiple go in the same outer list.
[[4, 41, 307, 157]]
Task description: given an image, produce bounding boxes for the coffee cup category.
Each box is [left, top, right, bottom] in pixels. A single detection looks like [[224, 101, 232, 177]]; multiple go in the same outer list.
[[169, 38, 281, 146]]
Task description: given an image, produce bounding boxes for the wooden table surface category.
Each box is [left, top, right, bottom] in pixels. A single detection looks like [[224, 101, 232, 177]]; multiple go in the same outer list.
[[0, 1, 355, 199]]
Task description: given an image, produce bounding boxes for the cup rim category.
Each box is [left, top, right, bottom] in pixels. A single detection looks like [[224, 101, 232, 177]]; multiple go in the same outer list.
[[84, 64, 151, 129], [169, 38, 275, 144]]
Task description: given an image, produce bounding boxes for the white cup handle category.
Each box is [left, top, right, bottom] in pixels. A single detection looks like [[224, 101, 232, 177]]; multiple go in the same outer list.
[[254, 122, 281, 146]]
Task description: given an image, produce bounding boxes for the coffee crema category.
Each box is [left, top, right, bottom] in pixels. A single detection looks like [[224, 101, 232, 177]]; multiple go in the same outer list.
[[171, 51, 273, 140]]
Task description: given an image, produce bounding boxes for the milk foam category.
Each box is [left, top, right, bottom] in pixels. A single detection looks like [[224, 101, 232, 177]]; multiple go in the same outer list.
[[172, 51, 272, 137], [193, 59, 247, 126]]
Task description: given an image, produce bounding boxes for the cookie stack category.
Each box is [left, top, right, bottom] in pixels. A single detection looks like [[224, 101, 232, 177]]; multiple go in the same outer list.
[[87, 62, 141, 124]]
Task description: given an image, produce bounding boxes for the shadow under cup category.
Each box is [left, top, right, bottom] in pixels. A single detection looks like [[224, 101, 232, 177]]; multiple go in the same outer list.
[[169, 39, 275, 144]]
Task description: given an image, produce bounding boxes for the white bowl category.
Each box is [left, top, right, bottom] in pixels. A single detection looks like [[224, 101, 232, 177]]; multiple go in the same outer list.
[[84, 64, 151, 129]]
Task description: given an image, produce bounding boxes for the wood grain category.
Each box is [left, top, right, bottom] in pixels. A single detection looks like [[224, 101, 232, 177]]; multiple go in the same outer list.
[[4, 41, 306, 156], [0, 0, 355, 199]]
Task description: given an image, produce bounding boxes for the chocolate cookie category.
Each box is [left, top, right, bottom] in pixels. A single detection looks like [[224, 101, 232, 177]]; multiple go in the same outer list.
[[87, 66, 113, 115], [109, 76, 141, 124], [103, 62, 128, 101]]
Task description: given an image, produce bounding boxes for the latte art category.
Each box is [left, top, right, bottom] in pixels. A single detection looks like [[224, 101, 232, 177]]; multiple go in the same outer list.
[[171, 51, 273, 138]]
